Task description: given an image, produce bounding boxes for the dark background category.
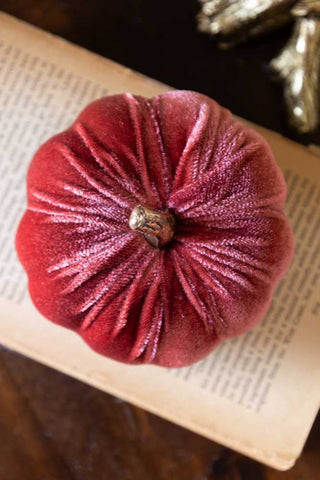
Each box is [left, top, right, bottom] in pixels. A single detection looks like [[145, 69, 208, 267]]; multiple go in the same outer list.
[[2, 0, 320, 146], [1, 1, 320, 479]]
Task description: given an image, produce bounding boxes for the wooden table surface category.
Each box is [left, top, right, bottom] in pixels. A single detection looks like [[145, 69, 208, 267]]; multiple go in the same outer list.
[[1, 1, 320, 479], [1, 348, 320, 480]]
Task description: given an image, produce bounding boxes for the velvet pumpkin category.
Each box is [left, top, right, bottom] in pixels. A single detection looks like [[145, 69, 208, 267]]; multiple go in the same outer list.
[[15, 91, 294, 367]]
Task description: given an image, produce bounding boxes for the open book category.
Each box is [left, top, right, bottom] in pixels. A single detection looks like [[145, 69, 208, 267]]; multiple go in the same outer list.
[[0, 12, 319, 471]]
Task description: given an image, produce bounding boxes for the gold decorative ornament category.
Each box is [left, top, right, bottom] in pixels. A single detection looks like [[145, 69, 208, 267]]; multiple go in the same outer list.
[[197, 0, 320, 134]]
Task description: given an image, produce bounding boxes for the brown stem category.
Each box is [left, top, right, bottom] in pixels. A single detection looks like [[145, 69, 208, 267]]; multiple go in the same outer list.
[[129, 205, 176, 248]]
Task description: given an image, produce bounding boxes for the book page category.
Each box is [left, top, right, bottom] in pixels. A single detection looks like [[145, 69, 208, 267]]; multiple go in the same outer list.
[[0, 13, 319, 470]]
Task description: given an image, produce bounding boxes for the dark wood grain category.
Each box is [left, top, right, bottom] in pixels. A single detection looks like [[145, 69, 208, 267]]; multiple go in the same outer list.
[[0, 348, 320, 480], [0, 1, 319, 478]]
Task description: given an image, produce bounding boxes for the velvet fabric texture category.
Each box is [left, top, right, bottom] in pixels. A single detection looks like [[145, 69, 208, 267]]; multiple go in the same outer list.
[[16, 91, 294, 367]]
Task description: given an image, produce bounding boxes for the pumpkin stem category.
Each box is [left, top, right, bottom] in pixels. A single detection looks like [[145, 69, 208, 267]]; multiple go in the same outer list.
[[129, 205, 176, 248]]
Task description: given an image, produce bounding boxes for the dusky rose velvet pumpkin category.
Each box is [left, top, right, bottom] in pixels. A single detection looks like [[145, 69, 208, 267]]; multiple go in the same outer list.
[[15, 91, 294, 367]]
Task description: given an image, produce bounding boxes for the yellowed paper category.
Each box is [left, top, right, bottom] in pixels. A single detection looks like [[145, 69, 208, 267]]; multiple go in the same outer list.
[[0, 12, 319, 470]]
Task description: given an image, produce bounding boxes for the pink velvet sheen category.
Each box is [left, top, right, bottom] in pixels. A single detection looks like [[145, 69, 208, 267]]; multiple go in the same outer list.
[[15, 91, 294, 367]]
